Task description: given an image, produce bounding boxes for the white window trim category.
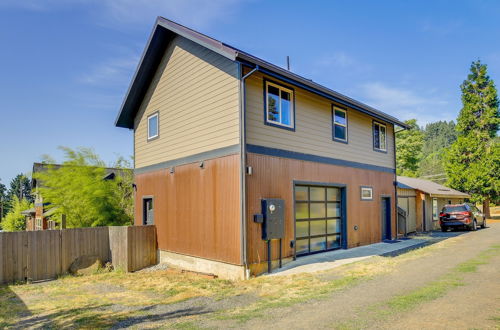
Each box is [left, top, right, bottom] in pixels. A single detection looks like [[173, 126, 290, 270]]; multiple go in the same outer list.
[[265, 81, 294, 129], [373, 121, 387, 152], [147, 112, 159, 141], [333, 107, 348, 142], [432, 198, 438, 221], [360, 186, 373, 201]]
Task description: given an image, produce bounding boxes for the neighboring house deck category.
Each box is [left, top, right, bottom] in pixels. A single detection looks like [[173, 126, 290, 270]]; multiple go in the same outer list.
[[397, 176, 470, 234], [115, 17, 409, 279]]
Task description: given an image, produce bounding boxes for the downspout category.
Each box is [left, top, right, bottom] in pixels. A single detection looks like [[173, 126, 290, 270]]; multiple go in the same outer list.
[[239, 63, 259, 279], [394, 126, 399, 239]]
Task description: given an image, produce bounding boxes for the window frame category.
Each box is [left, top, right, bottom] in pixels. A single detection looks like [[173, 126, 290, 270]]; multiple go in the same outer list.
[[360, 186, 373, 201], [263, 79, 295, 131], [432, 198, 438, 221], [332, 106, 348, 143], [147, 112, 159, 141], [372, 121, 388, 153], [142, 196, 154, 225]]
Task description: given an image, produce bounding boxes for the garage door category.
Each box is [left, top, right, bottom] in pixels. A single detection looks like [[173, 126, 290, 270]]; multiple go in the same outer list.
[[294, 185, 343, 256]]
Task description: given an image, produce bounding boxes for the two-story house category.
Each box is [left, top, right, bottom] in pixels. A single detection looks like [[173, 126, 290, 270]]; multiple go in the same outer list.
[[115, 17, 409, 279]]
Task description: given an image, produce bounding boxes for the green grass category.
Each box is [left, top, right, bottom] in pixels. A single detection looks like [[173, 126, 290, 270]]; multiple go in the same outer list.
[[387, 277, 463, 312], [170, 320, 202, 329]]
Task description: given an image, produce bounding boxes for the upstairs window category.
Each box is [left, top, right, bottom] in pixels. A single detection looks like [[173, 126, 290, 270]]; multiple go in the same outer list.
[[373, 121, 387, 152], [147, 112, 159, 141], [265, 81, 294, 130], [333, 107, 347, 142]]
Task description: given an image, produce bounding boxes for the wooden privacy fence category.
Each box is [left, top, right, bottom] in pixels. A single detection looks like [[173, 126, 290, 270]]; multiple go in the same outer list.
[[0, 226, 157, 284]]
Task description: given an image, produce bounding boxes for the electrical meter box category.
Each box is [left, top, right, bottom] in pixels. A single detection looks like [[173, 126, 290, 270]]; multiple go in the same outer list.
[[260, 198, 285, 240]]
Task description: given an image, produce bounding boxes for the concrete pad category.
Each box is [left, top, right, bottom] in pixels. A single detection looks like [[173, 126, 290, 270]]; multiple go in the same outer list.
[[268, 238, 430, 276]]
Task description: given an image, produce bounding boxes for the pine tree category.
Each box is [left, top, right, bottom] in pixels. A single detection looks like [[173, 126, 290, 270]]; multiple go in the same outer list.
[[445, 60, 500, 218], [0, 179, 6, 223], [419, 121, 457, 183], [7, 174, 33, 204]]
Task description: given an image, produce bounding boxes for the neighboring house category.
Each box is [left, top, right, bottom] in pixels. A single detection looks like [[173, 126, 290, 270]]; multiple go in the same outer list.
[[25, 163, 130, 231], [115, 17, 409, 279], [397, 176, 470, 234]]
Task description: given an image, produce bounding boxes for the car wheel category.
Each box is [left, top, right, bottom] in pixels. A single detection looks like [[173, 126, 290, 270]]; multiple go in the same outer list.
[[441, 226, 447, 232], [471, 220, 477, 231], [481, 218, 487, 229]]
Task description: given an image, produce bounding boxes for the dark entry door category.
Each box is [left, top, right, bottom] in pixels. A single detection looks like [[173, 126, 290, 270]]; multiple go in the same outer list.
[[294, 185, 343, 256], [381, 197, 391, 240], [143, 198, 154, 225]]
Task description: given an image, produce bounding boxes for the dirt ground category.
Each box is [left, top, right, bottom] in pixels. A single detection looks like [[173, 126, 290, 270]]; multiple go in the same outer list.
[[2, 223, 500, 329], [201, 223, 500, 330]]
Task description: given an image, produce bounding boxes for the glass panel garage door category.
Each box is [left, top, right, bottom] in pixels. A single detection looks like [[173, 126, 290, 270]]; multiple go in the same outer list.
[[295, 185, 342, 256]]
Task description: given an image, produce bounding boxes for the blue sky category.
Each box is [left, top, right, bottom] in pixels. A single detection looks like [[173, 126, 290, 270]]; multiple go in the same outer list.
[[1, 0, 500, 186]]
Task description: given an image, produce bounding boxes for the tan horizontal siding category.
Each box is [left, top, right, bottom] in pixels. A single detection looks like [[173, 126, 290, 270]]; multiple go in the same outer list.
[[134, 35, 240, 168], [397, 188, 416, 197], [245, 73, 395, 169]]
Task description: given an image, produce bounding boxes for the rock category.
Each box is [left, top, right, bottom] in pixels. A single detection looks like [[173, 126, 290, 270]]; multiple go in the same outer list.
[[69, 255, 102, 276]]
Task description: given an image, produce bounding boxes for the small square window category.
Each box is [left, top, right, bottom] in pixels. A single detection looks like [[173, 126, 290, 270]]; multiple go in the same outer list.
[[147, 112, 159, 140], [265, 81, 294, 130], [333, 107, 348, 142], [373, 122, 387, 152], [360, 186, 373, 201]]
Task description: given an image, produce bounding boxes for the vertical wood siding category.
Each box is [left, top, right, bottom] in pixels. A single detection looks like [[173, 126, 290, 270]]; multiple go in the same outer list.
[[245, 72, 395, 169], [134, 154, 242, 265], [245, 153, 396, 275], [134, 35, 240, 169]]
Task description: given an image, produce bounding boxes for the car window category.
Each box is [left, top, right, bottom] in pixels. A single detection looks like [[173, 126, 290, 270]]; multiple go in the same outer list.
[[443, 205, 467, 212]]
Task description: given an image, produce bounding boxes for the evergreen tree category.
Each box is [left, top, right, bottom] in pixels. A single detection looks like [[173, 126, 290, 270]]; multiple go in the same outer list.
[[0, 179, 6, 223], [396, 119, 424, 177], [419, 121, 457, 182], [7, 174, 33, 204], [445, 60, 500, 217]]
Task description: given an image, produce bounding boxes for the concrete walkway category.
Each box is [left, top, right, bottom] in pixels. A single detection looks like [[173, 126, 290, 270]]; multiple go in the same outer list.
[[269, 233, 453, 276]]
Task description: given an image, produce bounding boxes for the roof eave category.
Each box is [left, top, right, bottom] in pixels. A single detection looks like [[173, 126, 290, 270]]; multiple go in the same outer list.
[[114, 17, 238, 129], [429, 193, 471, 199]]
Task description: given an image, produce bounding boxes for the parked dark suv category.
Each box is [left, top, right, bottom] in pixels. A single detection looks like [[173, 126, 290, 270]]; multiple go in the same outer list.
[[439, 203, 486, 232]]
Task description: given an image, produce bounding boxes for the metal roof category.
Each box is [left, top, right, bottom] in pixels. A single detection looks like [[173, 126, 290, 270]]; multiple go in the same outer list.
[[397, 176, 470, 198], [115, 16, 410, 129]]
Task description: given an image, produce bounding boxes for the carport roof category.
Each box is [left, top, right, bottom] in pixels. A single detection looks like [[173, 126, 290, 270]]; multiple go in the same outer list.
[[397, 176, 470, 198]]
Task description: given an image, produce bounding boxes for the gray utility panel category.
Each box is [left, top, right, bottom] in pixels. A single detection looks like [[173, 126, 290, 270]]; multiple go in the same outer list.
[[259, 198, 285, 240]]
